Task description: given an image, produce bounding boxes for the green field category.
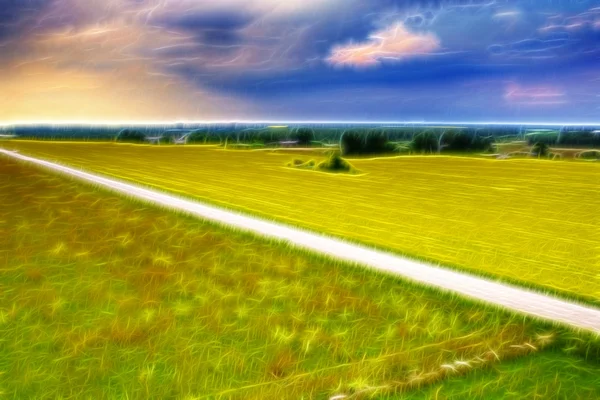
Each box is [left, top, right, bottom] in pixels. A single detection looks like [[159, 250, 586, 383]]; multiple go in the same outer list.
[[2, 141, 599, 305], [2, 157, 600, 399]]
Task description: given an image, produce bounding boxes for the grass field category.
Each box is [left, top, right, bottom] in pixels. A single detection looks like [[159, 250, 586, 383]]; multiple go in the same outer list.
[[417, 350, 600, 400], [3, 156, 600, 399], [2, 141, 599, 305]]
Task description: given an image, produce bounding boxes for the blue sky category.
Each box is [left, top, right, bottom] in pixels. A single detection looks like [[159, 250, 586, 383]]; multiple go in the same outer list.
[[1, 0, 599, 123]]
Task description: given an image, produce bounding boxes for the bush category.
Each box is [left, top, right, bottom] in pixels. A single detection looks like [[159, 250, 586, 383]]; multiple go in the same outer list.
[[286, 159, 316, 168], [578, 150, 600, 160], [116, 129, 146, 143], [317, 150, 356, 173], [411, 131, 438, 153], [393, 142, 412, 154]]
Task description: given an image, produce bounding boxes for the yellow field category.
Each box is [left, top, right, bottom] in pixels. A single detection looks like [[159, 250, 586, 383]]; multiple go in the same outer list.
[[3, 141, 600, 303]]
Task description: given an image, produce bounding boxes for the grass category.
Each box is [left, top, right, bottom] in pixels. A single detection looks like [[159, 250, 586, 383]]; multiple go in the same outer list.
[[413, 350, 600, 400], [3, 157, 598, 398], [3, 141, 599, 306]]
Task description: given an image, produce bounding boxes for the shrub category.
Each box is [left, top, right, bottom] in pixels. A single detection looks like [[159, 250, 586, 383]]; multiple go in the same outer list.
[[578, 150, 600, 160], [411, 131, 438, 153], [286, 159, 316, 168], [317, 150, 356, 173], [116, 129, 146, 143], [393, 143, 412, 154]]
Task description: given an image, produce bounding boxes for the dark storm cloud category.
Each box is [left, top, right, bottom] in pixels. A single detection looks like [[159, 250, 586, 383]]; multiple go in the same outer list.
[[0, 0, 49, 41], [157, 10, 253, 46]]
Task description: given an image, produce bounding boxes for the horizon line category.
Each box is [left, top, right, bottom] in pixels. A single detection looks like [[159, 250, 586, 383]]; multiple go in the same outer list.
[[2, 120, 600, 127]]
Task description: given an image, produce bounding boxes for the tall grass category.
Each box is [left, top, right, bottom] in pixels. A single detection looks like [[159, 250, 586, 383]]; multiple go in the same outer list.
[[0, 158, 578, 399]]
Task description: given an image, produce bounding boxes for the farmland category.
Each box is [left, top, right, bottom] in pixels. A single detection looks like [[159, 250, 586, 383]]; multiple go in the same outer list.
[[2, 140, 599, 305], [5, 157, 600, 398]]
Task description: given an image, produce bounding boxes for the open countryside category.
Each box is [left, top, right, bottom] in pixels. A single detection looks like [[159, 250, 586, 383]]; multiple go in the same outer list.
[[5, 157, 600, 399], [3, 0, 600, 398], [4, 140, 599, 305]]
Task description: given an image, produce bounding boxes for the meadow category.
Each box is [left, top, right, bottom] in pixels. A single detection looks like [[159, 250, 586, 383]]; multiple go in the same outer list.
[[3, 157, 600, 399], [2, 141, 599, 305]]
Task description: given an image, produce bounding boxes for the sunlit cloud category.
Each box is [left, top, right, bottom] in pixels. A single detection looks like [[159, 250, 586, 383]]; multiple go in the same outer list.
[[504, 83, 567, 106], [0, 62, 253, 123], [326, 22, 440, 67]]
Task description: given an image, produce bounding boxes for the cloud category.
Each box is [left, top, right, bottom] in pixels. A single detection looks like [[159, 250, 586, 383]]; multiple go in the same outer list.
[[0, 62, 254, 123], [487, 6, 600, 61], [326, 22, 440, 67], [504, 83, 567, 106], [0, 0, 255, 122], [540, 7, 600, 33]]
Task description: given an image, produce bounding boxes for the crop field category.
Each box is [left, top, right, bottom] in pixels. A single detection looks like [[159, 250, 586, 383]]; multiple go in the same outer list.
[[3, 157, 600, 399], [3, 141, 599, 305]]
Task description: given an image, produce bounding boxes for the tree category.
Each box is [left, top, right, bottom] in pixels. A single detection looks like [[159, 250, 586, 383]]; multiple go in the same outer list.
[[442, 130, 471, 152], [116, 129, 146, 143], [340, 130, 365, 155], [294, 128, 315, 146], [364, 130, 389, 153], [410, 131, 438, 154], [159, 135, 173, 145], [532, 142, 549, 158], [340, 129, 392, 155], [186, 130, 208, 144]]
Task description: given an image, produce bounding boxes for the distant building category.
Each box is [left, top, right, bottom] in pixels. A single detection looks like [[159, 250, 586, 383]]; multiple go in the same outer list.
[[279, 140, 299, 147]]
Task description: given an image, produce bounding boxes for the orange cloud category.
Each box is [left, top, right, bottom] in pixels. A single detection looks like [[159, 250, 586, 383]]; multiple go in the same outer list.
[[0, 0, 255, 123], [0, 63, 252, 123], [327, 22, 440, 67]]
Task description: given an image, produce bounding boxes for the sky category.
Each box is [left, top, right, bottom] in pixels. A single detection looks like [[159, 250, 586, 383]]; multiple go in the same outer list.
[[1, 0, 599, 123]]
